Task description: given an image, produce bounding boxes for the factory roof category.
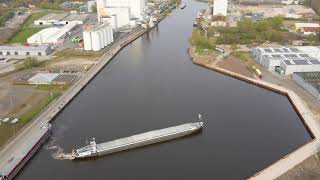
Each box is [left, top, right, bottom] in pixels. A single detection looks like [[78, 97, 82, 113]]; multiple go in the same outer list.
[[254, 46, 320, 54], [28, 73, 60, 84], [61, 13, 89, 22], [295, 23, 320, 28], [0, 45, 50, 51], [37, 13, 69, 21], [302, 27, 320, 32]]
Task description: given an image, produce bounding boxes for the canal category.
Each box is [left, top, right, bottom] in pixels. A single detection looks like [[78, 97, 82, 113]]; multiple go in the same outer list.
[[16, 1, 311, 179]]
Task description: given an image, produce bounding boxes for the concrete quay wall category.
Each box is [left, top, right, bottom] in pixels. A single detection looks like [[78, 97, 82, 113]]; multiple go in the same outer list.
[[193, 60, 320, 180]]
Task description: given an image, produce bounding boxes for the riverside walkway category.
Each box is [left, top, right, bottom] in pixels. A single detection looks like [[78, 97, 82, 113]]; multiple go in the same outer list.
[[0, 26, 151, 178]]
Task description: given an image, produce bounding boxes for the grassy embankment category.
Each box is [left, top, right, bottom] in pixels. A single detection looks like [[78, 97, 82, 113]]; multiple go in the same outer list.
[[8, 11, 49, 44], [190, 28, 216, 54], [54, 49, 103, 58], [0, 92, 60, 147]]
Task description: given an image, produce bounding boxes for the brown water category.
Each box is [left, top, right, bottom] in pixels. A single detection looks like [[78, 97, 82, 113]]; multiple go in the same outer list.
[[16, 1, 311, 179]]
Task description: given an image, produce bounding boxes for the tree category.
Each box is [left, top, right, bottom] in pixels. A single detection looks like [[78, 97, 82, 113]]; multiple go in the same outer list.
[[91, 4, 97, 13]]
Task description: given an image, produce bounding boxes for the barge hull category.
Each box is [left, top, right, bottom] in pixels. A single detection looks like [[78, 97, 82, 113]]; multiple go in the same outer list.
[[74, 122, 203, 159], [97, 127, 199, 156]]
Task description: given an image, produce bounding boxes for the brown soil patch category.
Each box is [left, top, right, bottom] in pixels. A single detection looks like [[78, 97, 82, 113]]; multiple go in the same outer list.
[[217, 57, 254, 78]]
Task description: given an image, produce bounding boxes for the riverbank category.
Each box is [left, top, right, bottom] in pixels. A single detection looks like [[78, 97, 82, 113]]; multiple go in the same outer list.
[[0, 17, 164, 178], [189, 46, 320, 179]]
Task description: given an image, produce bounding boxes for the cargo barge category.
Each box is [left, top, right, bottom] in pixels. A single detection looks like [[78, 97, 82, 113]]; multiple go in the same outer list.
[[0, 124, 51, 180], [70, 122, 203, 159]]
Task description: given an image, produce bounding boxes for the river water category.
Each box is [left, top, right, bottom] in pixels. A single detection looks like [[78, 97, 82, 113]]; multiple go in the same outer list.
[[16, 1, 311, 179]]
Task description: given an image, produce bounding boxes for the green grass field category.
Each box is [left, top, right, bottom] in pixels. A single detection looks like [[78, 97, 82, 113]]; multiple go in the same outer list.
[[195, 46, 215, 54]]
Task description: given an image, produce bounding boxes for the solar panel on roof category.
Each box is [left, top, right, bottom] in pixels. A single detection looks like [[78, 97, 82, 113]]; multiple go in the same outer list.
[[310, 60, 320, 64], [257, 49, 261, 52], [283, 48, 289, 52], [264, 48, 272, 53], [272, 54, 282, 58], [293, 60, 309, 65], [284, 60, 292, 65], [299, 54, 309, 58], [289, 48, 300, 52], [274, 49, 282, 52]]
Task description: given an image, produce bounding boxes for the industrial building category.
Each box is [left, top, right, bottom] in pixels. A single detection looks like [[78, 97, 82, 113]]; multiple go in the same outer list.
[[251, 46, 320, 75], [300, 27, 320, 36], [213, 0, 228, 16], [293, 72, 320, 99], [0, 45, 52, 56], [294, 23, 320, 31], [96, 0, 146, 28], [34, 13, 89, 26], [34, 13, 69, 25], [27, 22, 78, 45], [83, 23, 114, 51]]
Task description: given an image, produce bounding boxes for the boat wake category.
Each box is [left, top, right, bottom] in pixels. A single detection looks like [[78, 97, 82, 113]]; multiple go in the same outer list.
[[44, 138, 74, 160]]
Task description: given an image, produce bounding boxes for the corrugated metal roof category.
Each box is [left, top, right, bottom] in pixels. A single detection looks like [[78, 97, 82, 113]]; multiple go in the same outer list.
[[28, 73, 60, 84], [0, 45, 50, 51], [37, 13, 68, 21]]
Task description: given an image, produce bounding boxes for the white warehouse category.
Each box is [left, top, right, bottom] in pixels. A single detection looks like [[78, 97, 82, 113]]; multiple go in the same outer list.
[[96, 0, 146, 28], [251, 46, 320, 75], [28, 22, 78, 45], [83, 23, 114, 51]]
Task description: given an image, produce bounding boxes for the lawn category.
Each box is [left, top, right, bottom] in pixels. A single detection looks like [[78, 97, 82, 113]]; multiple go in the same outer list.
[[8, 27, 45, 43]]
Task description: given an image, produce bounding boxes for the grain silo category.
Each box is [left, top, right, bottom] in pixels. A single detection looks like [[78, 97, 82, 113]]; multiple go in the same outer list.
[[91, 30, 102, 51], [105, 27, 110, 45], [98, 29, 104, 48], [108, 26, 114, 43], [82, 22, 113, 51], [102, 27, 107, 46], [83, 30, 92, 51]]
